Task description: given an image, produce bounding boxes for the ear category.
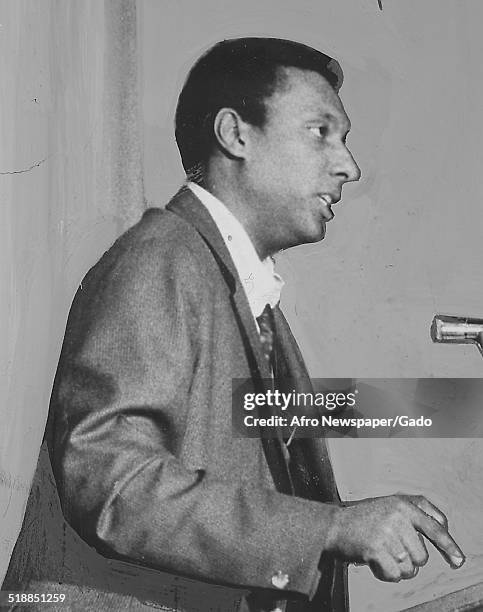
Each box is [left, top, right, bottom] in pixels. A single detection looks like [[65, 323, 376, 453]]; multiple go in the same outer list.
[[213, 108, 250, 159]]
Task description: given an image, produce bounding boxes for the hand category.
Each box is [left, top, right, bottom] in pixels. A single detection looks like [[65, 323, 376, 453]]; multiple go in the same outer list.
[[325, 494, 465, 582]]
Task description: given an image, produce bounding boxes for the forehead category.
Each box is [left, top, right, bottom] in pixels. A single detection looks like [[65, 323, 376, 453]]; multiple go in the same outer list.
[[264, 66, 351, 130]]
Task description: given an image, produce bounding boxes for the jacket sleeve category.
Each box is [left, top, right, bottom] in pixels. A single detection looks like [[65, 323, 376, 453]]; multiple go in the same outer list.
[[50, 236, 339, 599]]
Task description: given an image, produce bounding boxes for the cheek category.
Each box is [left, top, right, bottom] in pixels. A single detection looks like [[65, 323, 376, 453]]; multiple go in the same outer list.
[[250, 140, 325, 196], [277, 154, 317, 191], [263, 136, 306, 167], [283, 149, 329, 187]]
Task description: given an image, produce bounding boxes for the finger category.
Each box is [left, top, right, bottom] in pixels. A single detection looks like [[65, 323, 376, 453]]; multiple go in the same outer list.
[[384, 541, 415, 580], [411, 508, 465, 568], [394, 553, 415, 580], [406, 494, 448, 528], [369, 550, 403, 583], [397, 527, 429, 568]]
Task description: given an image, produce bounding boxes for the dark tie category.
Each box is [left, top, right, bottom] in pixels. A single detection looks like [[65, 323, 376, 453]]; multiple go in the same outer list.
[[255, 304, 293, 494], [256, 304, 275, 369]]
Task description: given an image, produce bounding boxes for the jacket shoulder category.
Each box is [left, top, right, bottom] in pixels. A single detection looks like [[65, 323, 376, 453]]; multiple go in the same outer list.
[[91, 208, 216, 292], [120, 207, 209, 262]]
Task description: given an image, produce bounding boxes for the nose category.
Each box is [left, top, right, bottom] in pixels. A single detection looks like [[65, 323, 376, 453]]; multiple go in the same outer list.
[[332, 146, 361, 184]]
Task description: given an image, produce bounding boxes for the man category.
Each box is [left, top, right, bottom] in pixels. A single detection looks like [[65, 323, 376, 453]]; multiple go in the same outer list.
[[41, 38, 463, 611]]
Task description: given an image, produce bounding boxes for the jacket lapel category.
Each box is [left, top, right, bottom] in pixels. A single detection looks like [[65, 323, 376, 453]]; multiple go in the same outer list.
[[274, 306, 340, 502], [166, 187, 272, 379], [166, 187, 293, 493]]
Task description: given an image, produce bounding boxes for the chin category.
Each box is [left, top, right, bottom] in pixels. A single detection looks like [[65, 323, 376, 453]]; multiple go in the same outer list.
[[306, 221, 326, 243], [291, 224, 326, 248]]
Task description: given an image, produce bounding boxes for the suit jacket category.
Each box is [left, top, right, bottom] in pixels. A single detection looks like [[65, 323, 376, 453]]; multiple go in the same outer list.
[[6, 188, 347, 611]]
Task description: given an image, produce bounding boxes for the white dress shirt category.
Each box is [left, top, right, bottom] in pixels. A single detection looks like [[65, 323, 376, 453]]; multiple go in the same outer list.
[[188, 182, 284, 320]]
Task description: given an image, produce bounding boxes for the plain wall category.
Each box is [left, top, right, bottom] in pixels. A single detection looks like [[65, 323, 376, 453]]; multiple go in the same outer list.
[[141, 1, 483, 610], [0, 0, 143, 586]]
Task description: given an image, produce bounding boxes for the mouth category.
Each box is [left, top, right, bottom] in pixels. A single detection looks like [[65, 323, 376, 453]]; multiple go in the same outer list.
[[317, 194, 337, 221]]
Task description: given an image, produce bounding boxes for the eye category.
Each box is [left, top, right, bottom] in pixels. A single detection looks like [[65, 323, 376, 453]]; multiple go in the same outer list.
[[309, 125, 329, 139]]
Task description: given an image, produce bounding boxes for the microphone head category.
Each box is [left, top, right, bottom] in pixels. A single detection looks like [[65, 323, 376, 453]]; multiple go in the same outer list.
[[430, 315, 464, 343], [431, 314, 483, 347], [430, 315, 443, 343]]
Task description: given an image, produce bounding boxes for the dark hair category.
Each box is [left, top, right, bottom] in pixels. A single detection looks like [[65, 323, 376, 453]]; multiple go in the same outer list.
[[175, 37, 343, 176]]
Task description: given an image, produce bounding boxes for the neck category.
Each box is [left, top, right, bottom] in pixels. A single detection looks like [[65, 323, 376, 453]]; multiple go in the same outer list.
[[201, 162, 275, 260]]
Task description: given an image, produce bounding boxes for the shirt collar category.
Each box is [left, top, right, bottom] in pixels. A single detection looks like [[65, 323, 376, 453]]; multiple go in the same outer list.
[[187, 182, 284, 319]]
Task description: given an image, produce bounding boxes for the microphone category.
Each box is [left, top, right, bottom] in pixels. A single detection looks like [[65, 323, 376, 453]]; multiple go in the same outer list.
[[431, 314, 483, 357]]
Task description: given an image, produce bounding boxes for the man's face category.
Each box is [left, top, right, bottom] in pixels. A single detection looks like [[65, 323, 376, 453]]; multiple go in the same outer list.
[[244, 67, 360, 254]]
